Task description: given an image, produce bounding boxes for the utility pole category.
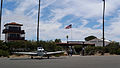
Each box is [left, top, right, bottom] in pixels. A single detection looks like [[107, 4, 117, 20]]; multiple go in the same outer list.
[[0, 0, 3, 40], [37, 0, 41, 44], [102, 0, 105, 47]]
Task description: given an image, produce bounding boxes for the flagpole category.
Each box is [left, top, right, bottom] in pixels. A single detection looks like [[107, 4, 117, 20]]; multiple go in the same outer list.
[[71, 27, 72, 40], [0, 0, 3, 40], [103, 0, 105, 47], [65, 24, 72, 41], [37, 0, 41, 44]]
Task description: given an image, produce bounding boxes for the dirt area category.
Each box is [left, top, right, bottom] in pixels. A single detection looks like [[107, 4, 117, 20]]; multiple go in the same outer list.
[[9, 53, 118, 58], [10, 55, 31, 58]]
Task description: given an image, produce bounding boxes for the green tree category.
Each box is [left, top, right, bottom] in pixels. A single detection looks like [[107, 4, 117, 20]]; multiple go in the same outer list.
[[55, 39, 61, 43], [85, 35, 97, 41], [38, 40, 62, 52]]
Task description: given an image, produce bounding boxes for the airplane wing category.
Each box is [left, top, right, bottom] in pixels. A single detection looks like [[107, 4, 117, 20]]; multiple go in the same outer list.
[[46, 51, 64, 55], [13, 52, 37, 55]]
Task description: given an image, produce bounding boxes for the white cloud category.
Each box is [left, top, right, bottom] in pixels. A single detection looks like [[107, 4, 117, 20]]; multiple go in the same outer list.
[[2, 0, 120, 42], [93, 19, 103, 28], [81, 20, 88, 27]]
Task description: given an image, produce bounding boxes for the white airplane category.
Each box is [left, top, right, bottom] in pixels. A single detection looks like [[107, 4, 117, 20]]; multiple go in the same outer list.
[[13, 47, 64, 59]]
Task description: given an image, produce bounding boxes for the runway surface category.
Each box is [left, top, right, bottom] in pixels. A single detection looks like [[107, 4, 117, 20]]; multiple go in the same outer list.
[[0, 56, 120, 68]]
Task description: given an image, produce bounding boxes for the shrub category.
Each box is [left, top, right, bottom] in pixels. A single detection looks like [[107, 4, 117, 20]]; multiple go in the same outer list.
[[116, 48, 120, 55], [74, 45, 82, 54], [54, 53, 64, 57], [105, 42, 120, 55], [95, 46, 105, 55], [0, 50, 9, 57], [85, 46, 95, 55], [55, 46, 63, 51]]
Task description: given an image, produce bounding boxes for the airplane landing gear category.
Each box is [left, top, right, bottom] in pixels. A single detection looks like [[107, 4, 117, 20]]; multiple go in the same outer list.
[[47, 55, 49, 59], [31, 56, 33, 59]]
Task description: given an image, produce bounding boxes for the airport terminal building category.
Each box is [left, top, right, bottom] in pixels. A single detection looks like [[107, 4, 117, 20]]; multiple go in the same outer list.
[[68, 38, 111, 47]]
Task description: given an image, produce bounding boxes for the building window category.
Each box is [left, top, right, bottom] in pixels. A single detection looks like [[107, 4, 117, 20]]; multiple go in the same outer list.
[[8, 34, 20, 38], [9, 27, 20, 30]]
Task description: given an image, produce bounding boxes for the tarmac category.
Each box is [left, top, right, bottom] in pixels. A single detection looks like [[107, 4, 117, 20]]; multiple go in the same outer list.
[[0, 55, 120, 68]]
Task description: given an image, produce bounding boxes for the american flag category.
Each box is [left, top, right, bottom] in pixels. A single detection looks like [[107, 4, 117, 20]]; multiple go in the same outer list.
[[65, 24, 72, 29]]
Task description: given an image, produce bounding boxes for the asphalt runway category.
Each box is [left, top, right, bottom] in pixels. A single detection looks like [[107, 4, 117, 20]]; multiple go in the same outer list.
[[0, 56, 120, 68]]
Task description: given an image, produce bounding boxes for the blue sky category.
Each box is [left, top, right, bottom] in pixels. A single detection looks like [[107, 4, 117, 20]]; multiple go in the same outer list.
[[1, 0, 120, 42]]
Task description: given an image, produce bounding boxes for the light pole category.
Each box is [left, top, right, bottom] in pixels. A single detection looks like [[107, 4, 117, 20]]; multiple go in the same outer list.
[[66, 35, 68, 43], [102, 0, 105, 47], [37, 0, 41, 45], [0, 0, 3, 40], [82, 42, 85, 56]]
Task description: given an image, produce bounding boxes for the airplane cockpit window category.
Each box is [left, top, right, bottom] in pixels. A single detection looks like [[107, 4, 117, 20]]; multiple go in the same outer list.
[[37, 47, 45, 52]]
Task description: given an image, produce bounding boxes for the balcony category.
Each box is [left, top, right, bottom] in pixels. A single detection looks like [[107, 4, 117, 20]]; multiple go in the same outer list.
[[3, 29, 25, 34]]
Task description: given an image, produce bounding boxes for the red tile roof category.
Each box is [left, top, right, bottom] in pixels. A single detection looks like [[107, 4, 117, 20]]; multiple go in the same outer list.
[[4, 22, 23, 26]]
